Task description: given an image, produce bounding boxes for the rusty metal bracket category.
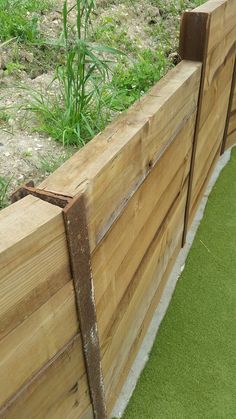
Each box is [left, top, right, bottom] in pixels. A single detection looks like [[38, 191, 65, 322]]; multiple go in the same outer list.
[[64, 195, 107, 419], [11, 183, 107, 419], [11, 181, 71, 208]]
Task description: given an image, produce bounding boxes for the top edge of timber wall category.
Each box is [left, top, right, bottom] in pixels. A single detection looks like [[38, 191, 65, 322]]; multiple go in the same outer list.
[[38, 60, 202, 251], [180, 0, 236, 61], [39, 61, 201, 197]]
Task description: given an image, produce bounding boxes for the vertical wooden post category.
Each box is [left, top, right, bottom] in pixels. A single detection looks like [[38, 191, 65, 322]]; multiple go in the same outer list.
[[180, 3, 236, 245], [179, 12, 210, 246]]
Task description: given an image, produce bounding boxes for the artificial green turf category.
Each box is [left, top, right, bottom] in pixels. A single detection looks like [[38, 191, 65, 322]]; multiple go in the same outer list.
[[123, 148, 236, 419]]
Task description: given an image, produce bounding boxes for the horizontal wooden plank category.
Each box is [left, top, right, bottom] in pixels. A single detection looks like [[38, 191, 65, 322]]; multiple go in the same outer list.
[[1, 335, 92, 419], [107, 242, 181, 414], [92, 114, 195, 343], [0, 196, 71, 341], [191, 65, 234, 215], [189, 142, 221, 226], [0, 282, 78, 406], [102, 183, 187, 413], [39, 61, 201, 251], [201, 46, 235, 126]]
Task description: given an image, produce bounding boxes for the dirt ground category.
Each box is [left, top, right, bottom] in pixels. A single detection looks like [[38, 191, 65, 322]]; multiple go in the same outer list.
[[0, 0, 199, 200]]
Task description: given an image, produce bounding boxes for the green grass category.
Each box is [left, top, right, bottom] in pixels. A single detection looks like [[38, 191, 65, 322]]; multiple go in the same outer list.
[[40, 152, 73, 174], [0, 0, 52, 43], [123, 147, 236, 419], [0, 176, 12, 209], [1, 0, 207, 145], [0, 0, 60, 78], [110, 49, 168, 111], [26, 0, 123, 146]]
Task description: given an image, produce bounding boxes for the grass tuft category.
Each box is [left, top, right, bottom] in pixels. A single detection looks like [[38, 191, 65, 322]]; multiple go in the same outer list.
[[0, 176, 11, 209], [26, 0, 123, 146]]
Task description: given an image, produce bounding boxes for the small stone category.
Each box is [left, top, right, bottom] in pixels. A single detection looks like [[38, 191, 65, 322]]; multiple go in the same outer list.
[[20, 50, 34, 63], [148, 18, 158, 25], [168, 52, 181, 66]]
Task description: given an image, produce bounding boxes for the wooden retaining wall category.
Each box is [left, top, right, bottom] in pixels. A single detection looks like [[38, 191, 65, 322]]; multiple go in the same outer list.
[[0, 1, 235, 418]]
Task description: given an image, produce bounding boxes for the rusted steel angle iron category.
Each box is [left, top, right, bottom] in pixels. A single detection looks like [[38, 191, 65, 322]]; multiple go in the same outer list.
[[11, 183, 107, 419]]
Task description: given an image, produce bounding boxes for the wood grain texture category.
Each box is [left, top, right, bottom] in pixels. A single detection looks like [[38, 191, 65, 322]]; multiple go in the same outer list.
[[3, 4, 236, 414], [224, 59, 236, 150], [0, 61, 200, 417], [0, 335, 92, 419], [92, 114, 195, 344], [0, 196, 92, 418], [180, 0, 236, 230], [103, 184, 188, 414], [39, 61, 201, 251], [85, 63, 200, 412], [0, 281, 78, 406], [0, 196, 72, 341]]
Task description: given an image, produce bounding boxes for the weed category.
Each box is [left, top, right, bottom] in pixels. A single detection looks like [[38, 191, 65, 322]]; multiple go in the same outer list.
[[0, 176, 11, 209], [40, 152, 73, 174], [26, 0, 123, 146], [5, 61, 25, 76], [91, 16, 137, 53], [22, 149, 33, 158], [0, 0, 52, 43], [0, 110, 10, 124], [109, 48, 169, 111]]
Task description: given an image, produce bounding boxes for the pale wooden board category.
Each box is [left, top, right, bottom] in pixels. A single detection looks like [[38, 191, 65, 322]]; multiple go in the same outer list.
[[190, 61, 234, 211], [0, 196, 71, 340], [0, 282, 78, 406], [88, 63, 199, 410], [39, 61, 201, 251], [92, 114, 195, 344], [180, 0, 236, 227], [103, 184, 188, 413], [1, 335, 92, 419], [0, 196, 92, 417], [225, 68, 236, 149], [107, 243, 181, 414]]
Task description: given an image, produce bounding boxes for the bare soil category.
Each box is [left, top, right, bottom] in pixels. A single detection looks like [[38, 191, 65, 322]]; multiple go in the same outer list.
[[0, 0, 195, 200]]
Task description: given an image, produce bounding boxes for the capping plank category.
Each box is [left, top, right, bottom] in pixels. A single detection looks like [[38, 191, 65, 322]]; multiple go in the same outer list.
[[39, 61, 201, 251]]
